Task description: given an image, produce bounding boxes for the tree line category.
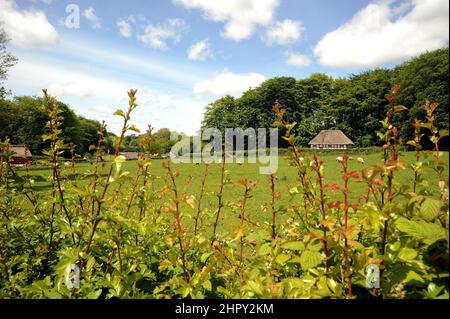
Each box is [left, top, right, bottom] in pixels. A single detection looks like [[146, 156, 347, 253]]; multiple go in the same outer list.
[[0, 96, 115, 156], [202, 48, 449, 148], [1, 23, 448, 156], [0, 95, 183, 157]]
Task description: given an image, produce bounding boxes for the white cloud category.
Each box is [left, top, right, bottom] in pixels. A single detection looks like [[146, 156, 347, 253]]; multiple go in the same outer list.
[[83, 7, 101, 30], [93, 105, 114, 115], [117, 18, 133, 38], [187, 39, 212, 61], [138, 18, 186, 50], [0, 0, 58, 48], [58, 38, 205, 84], [8, 58, 205, 135], [286, 52, 311, 68], [193, 71, 266, 97], [264, 19, 303, 45], [314, 0, 449, 69], [173, 0, 280, 41], [47, 82, 92, 98]]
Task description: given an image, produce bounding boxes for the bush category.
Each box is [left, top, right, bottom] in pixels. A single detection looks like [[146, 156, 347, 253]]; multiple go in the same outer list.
[[0, 88, 448, 299]]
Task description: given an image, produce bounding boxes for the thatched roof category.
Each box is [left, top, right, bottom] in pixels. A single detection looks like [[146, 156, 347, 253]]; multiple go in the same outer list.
[[308, 130, 354, 145], [9, 145, 33, 158], [119, 152, 140, 160]]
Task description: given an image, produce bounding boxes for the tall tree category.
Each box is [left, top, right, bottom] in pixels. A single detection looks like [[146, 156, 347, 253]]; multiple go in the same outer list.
[[331, 69, 393, 146], [294, 73, 336, 145], [392, 48, 449, 145], [0, 28, 18, 99]]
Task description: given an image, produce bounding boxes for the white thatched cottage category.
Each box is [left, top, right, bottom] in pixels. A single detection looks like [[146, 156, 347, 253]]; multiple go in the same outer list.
[[308, 130, 354, 150]]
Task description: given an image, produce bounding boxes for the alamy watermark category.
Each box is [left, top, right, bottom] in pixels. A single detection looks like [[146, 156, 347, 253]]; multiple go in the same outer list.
[[170, 128, 279, 174], [366, 264, 380, 289], [65, 4, 80, 29], [65, 264, 80, 289]]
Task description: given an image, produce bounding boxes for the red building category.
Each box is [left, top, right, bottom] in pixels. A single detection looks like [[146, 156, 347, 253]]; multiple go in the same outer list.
[[9, 145, 33, 166]]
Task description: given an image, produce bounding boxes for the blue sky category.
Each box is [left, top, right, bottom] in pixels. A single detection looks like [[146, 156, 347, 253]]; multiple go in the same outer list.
[[1, 0, 448, 135]]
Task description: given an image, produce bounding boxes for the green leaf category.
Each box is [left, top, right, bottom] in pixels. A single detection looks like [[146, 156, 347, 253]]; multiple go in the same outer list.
[[398, 247, 418, 262], [158, 259, 172, 272], [281, 241, 304, 251], [439, 129, 449, 139], [420, 123, 432, 130], [246, 281, 263, 296], [395, 217, 446, 245], [420, 197, 442, 222], [202, 280, 212, 291], [200, 252, 214, 263], [403, 270, 425, 285], [275, 253, 291, 266], [86, 256, 96, 273], [182, 287, 191, 298], [393, 105, 407, 113], [258, 242, 272, 256], [129, 124, 141, 133], [299, 250, 323, 270], [86, 289, 102, 299], [114, 155, 126, 175], [113, 109, 125, 118]]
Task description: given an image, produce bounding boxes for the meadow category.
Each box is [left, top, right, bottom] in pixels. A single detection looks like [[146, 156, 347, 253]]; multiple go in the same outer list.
[[1, 89, 448, 299], [16, 151, 448, 235]]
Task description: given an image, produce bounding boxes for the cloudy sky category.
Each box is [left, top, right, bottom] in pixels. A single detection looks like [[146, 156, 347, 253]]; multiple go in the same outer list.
[[1, 0, 448, 135]]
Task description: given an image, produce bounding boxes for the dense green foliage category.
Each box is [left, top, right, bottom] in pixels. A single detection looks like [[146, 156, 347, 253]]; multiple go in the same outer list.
[[0, 88, 447, 299], [1, 48, 446, 157], [0, 95, 179, 157], [202, 48, 449, 147], [121, 128, 180, 155], [0, 96, 111, 156]]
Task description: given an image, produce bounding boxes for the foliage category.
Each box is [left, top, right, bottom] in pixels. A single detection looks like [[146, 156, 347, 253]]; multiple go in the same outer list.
[[202, 48, 449, 148], [0, 87, 448, 299], [0, 96, 111, 156], [0, 28, 18, 99]]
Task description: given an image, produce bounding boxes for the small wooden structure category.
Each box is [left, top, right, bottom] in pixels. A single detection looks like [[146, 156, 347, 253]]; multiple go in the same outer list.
[[119, 152, 140, 160], [308, 130, 354, 150], [9, 145, 33, 166]]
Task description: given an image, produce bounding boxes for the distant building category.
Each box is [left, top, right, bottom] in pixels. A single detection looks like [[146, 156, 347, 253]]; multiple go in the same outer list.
[[119, 152, 141, 160], [9, 145, 33, 166], [308, 130, 354, 150], [83, 154, 104, 163]]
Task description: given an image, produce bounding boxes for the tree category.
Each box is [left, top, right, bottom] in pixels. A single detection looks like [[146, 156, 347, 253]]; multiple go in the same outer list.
[[331, 69, 393, 146], [294, 73, 336, 145], [392, 48, 449, 146], [199, 48, 448, 149], [0, 96, 104, 155], [202, 95, 237, 131], [0, 28, 18, 99]]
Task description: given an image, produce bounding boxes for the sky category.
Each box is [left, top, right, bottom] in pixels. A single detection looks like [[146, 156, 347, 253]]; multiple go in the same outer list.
[[1, 0, 449, 135]]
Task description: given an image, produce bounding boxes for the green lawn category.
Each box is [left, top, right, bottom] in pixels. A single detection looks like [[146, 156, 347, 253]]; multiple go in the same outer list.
[[13, 151, 448, 237]]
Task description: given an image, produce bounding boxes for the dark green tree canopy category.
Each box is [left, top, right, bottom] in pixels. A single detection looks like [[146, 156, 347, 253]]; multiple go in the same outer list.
[[201, 48, 449, 148], [0, 96, 104, 155]]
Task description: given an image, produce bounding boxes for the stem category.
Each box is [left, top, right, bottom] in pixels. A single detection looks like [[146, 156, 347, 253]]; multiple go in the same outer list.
[[269, 174, 277, 240], [166, 161, 190, 283], [212, 147, 226, 243], [312, 155, 329, 274], [341, 159, 352, 297], [84, 91, 137, 256], [194, 164, 208, 235], [238, 182, 250, 298]]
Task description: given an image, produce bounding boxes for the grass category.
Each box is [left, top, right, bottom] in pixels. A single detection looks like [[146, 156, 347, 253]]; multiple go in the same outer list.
[[14, 151, 449, 237]]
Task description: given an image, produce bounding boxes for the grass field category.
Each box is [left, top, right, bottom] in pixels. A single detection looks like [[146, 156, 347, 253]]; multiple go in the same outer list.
[[14, 151, 449, 236]]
